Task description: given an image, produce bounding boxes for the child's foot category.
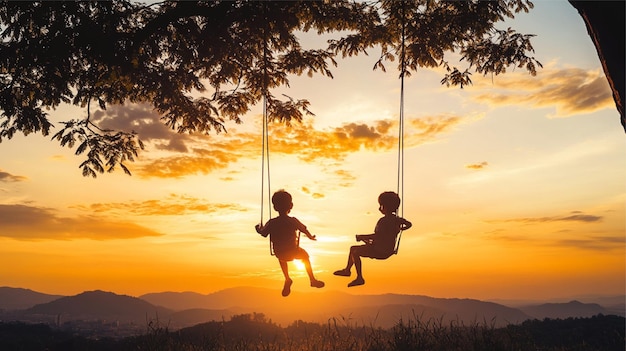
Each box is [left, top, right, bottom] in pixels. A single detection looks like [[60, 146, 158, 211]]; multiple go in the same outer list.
[[282, 279, 293, 297], [348, 277, 365, 287], [310, 279, 325, 288], [333, 269, 351, 277]]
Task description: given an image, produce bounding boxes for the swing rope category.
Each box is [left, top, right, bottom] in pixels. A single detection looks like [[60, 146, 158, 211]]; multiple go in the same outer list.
[[261, 92, 277, 255], [394, 3, 407, 255], [260, 3, 273, 255], [260, 92, 271, 225]]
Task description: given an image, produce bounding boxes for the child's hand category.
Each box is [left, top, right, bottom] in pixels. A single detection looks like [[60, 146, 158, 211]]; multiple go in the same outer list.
[[307, 234, 317, 241], [399, 218, 412, 231], [255, 224, 268, 237]]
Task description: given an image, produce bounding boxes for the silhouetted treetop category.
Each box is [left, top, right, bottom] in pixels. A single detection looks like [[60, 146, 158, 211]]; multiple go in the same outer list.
[[331, 0, 540, 86], [0, 1, 541, 176]]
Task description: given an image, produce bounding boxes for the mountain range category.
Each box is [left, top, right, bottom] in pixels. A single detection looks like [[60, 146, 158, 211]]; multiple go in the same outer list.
[[0, 287, 63, 310], [1, 286, 623, 329]]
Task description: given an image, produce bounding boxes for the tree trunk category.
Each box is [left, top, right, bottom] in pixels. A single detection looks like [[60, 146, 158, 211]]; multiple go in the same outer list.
[[568, 1, 625, 133]]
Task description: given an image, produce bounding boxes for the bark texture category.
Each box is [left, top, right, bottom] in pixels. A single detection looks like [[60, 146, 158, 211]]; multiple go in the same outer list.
[[569, 0, 625, 132]]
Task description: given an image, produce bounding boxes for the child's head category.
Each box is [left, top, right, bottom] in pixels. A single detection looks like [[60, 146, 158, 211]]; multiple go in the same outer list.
[[272, 189, 293, 213], [378, 191, 400, 214]]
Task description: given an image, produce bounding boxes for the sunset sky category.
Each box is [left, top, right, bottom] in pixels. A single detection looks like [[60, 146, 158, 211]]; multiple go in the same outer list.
[[1, 0, 624, 302]]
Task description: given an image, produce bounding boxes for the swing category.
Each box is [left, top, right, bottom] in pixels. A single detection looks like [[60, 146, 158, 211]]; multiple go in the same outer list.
[[258, 41, 302, 257], [259, 97, 302, 257], [392, 2, 408, 256], [259, 3, 408, 257]]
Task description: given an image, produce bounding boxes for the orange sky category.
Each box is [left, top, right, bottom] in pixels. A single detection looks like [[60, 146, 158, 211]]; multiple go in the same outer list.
[[0, 0, 624, 301]]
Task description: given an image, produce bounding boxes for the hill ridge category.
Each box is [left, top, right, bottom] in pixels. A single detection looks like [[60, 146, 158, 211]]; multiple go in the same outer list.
[[2, 286, 622, 329], [26, 290, 171, 322]]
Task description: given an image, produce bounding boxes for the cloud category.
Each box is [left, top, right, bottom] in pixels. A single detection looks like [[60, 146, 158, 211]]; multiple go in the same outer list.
[[0, 169, 27, 182], [255, 116, 463, 162], [0, 204, 162, 240], [92, 103, 193, 152], [485, 231, 623, 251], [466, 162, 488, 170], [410, 115, 463, 140], [333, 169, 357, 187], [472, 67, 613, 117], [130, 121, 263, 178], [301, 186, 325, 199], [136, 150, 239, 178], [49, 155, 66, 161], [74, 194, 248, 216], [266, 120, 398, 162], [556, 236, 625, 251], [112, 107, 467, 178], [488, 211, 603, 224]]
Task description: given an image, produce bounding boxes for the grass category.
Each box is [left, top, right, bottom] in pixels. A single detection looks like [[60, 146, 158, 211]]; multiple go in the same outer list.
[[1, 313, 623, 351], [127, 313, 624, 351]]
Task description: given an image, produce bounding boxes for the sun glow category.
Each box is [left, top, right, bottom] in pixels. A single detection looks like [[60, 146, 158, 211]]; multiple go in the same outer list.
[[293, 259, 305, 271]]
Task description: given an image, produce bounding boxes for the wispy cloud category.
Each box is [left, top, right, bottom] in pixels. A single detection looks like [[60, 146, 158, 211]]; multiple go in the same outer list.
[[136, 149, 241, 178], [411, 115, 463, 140], [488, 211, 603, 224], [97, 103, 468, 178], [333, 169, 357, 187], [556, 236, 625, 251], [485, 230, 624, 252], [74, 194, 247, 216], [0, 204, 162, 240], [466, 161, 488, 170], [267, 119, 398, 163], [473, 67, 613, 117], [0, 169, 27, 182], [301, 186, 324, 199], [92, 103, 193, 152]]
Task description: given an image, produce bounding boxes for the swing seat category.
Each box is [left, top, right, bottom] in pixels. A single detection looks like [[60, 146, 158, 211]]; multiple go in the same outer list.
[[362, 245, 395, 260], [366, 231, 403, 260], [372, 251, 394, 260], [269, 230, 301, 257]]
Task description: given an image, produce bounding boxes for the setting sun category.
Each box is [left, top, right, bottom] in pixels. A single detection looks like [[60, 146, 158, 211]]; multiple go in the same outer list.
[[293, 259, 306, 271]]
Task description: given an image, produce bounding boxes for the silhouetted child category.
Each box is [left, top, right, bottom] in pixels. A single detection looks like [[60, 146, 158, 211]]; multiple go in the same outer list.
[[334, 191, 412, 287], [256, 190, 325, 297]]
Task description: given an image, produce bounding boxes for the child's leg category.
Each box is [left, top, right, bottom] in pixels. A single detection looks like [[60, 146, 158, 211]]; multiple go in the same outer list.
[[349, 245, 362, 270], [278, 260, 293, 297], [294, 249, 324, 288], [279, 260, 291, 281], [334, 245, 363, 277], [303, 258, 315, 280], [348, 247, 366, 287], [353, 253, 363, 279], [302, 257, 325, 288], [339, 245, 359, 270]]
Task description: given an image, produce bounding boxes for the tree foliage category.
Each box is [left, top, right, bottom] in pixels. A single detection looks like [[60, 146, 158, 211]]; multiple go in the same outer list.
[[0, 0, 541, 176]]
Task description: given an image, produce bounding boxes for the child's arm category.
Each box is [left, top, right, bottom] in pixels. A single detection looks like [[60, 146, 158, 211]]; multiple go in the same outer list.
[[301, 227, 316, 241], [255, 223, 269, 237], [294, 218, 316, 240], [400, 218, 412, 231], [356, 234, 375, 244]]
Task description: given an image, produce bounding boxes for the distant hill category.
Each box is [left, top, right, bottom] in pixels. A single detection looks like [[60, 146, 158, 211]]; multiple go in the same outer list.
[[519, 300, 614, 320], [140, 291, 217, 311], [26, 290, 171, 323], [141, 287, 532, 328], [579, 295, 625, 316], [0, 287, 63, 310], [4, 287, 622, 330]]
